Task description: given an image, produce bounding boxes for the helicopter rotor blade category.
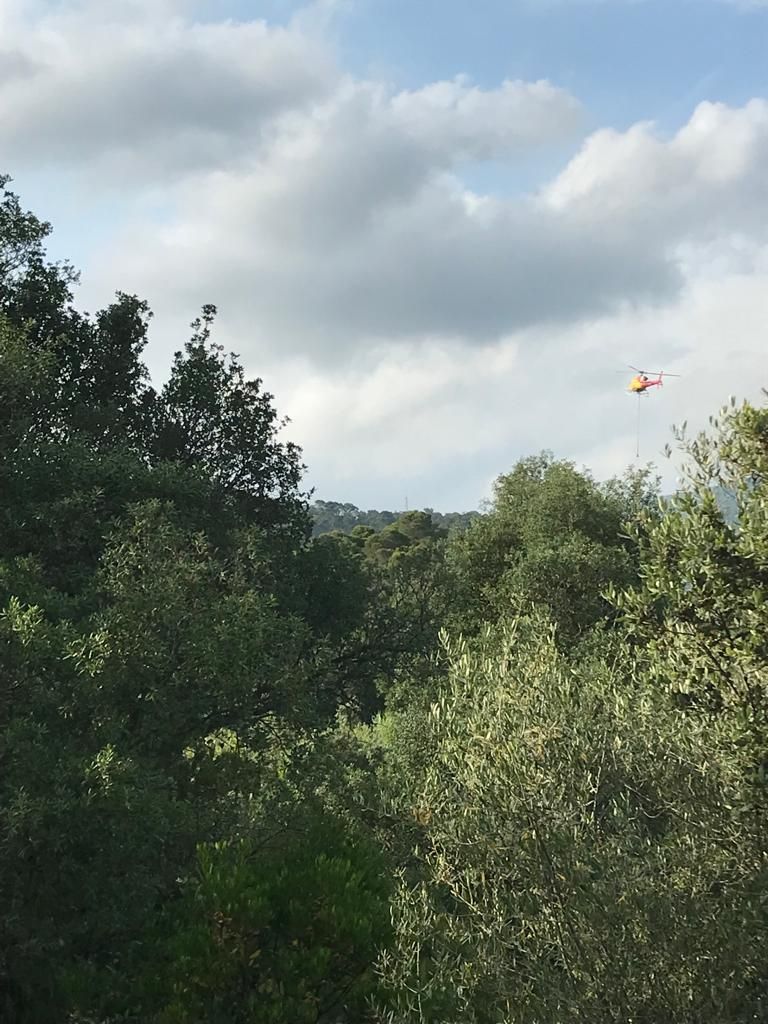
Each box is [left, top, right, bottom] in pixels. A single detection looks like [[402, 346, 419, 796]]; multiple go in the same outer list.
[[615, 366, 681, 376], [635, 369, 681, 377]]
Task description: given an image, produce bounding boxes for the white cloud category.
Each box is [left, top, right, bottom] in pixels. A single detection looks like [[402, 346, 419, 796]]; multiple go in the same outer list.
[[5, 1, 766, 508], [0, 1, 337, 181], [267, 257, 768, 507], [543, 100, 768, 239], [88, 96, 768, 376], [388, 76, 583, 160], [79, 71, 595, 359]]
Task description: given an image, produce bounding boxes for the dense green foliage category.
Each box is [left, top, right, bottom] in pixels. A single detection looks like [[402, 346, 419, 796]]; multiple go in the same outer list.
[[446, 455, 660, 642], [378, 619, 766, 1023], [1, 175, 766, 1023]]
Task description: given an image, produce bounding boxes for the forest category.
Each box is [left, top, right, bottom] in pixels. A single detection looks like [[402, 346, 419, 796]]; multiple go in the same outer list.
[[1, 173, 766, 1023], [310, 502, 480, 538]]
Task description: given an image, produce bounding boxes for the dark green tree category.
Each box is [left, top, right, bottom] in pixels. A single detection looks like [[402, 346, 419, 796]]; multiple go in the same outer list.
[[151, 305, 307, 535], [153, 813, 392, 1024], [0, 178, 340, 1022]]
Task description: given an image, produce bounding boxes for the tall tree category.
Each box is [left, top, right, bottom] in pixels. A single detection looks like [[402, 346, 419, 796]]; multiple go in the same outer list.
[[614, 396, 768, 782], [447, 455, 658, 642], [152, 305, 308, 535], [0, 177, 322, 1021]]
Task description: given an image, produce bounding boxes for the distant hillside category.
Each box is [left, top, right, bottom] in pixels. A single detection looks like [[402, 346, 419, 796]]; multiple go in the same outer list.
[[661, 486, 739, 525], [313, 486, 738, 539], [310, 500, 481, 537], [713, 485, 739, 524]]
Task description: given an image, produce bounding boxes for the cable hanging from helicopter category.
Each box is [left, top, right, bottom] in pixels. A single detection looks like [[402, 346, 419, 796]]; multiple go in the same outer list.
[[618, 364, 681, 459]]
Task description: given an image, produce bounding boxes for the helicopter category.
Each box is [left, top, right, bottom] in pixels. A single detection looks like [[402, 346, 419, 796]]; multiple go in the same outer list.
[[625, 365, 680, 394]]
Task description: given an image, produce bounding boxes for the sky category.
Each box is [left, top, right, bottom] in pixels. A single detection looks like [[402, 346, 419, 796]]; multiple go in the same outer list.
[[2, 0, 768, 511]]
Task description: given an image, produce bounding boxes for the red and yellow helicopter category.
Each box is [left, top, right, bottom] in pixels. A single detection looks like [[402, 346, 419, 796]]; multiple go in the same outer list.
[[620, 364, 680, 459], [625, 365, 679, 394]]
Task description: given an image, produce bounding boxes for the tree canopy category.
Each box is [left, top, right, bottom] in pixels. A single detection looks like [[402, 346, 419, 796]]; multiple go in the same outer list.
[[1, 174, 766, 1024]]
